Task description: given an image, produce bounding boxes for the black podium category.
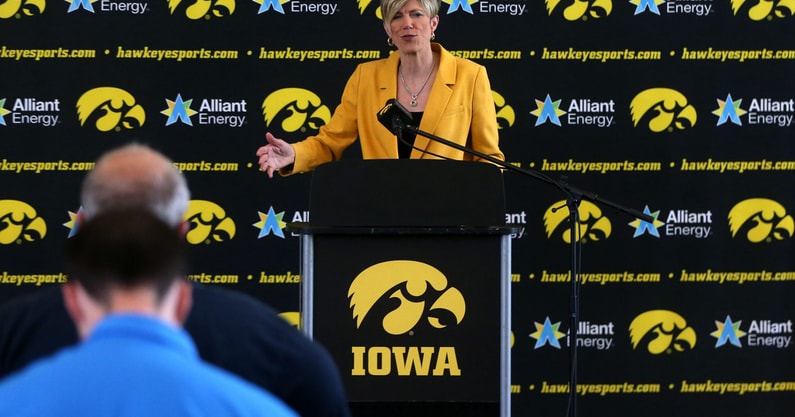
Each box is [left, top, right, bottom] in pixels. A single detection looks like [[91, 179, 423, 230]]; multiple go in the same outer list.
[[289, 159, 512, 417]]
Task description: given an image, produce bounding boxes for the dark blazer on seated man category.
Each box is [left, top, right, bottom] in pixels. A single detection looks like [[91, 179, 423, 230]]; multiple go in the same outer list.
[[0, 284, 351, 417]]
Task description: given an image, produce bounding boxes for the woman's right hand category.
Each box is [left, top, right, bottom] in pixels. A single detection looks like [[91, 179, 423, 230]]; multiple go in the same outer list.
[[256, 132, 296, 178]]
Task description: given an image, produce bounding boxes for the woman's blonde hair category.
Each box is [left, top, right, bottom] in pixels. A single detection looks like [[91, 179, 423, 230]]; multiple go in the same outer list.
[[381, 0, 440, 22]]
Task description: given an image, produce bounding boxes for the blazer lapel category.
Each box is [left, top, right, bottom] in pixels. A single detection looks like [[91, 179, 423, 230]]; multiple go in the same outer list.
[[413, 44, 454, 157]]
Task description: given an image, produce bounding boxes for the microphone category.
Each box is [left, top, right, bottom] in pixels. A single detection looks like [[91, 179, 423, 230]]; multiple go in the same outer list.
[[377, 99, 413, 135]]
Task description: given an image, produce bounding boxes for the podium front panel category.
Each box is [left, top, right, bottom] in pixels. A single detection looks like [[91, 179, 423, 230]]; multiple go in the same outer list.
[[308, 233, 504, 403]]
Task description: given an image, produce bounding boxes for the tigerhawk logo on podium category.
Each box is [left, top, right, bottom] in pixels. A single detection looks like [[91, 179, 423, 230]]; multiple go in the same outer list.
[[731, 0, 795, 21], [546, 0, 612, 21], [629, 310, 697, 355], [183, 200, 236, 245], [348, 260, 465, 376], [167, 0, 234, 19], [77, 87, 145, 132], [631, 88, 697, 133], [0, 0, 44, 18], [262, 88, 331, 134], [728, 198, 794, 243], [0, 200, 47, 245], [543, 200, 612, 243]]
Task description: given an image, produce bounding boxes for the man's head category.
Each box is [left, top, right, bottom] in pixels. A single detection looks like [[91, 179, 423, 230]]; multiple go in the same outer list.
[[64, 209, 188, 306], [62, 209, 192, 337], [80, 143, 190, 228]]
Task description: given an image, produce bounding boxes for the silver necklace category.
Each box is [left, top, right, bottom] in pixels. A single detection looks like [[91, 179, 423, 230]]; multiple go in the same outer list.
[[399, 62, 434, 107]]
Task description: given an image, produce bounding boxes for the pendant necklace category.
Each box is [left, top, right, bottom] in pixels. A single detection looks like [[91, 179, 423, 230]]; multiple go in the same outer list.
[[399, 61, 434, 107]]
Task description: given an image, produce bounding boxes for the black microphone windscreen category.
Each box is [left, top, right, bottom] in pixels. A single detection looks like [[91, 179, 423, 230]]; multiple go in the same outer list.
[[377, 99, 413, 135]]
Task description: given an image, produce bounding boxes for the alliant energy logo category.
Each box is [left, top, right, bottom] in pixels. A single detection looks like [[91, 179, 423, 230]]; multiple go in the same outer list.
[[728, 198, 794, 243], [262, 88, 331, 134], [0, 200, 47, 244], [253, 0, 339, 15], [530, 317, 566, 349], [349, 260, 464, 376], [712, 315, 793, 349], [65, 0, 149, 14], [63, 207, 82, 238], [543, 200, 612, 244], [713, 94, 747, 126], [183, 200, 236, 244], [531, 94, 615, 127], [531, 317, 615, 350], [631, 206, 712, 239], [0, 97, 60, 127], [630, 0, 713, 16], [0, 0, 45, 18], [744, 97, 793, 127], [445, 0, 526, 15], [76, 87, 145, 132], [493, 90, 515, 129], [731, 0, 795, 21], [629, 310, 697, 355], [161, 94, 247, 127], [546, 0, 612, 20], [630, 88, 696, 133], [167, 0, 234, 19], [252, 206, 286, 239]]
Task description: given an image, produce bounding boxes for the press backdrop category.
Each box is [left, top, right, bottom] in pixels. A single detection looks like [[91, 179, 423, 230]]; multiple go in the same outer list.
[[2, 1, 794, 415]]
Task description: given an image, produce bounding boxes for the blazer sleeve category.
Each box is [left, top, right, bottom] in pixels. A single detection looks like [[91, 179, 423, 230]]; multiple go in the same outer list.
[[283, 65, 364, 175], [469, 64, 505, 163]]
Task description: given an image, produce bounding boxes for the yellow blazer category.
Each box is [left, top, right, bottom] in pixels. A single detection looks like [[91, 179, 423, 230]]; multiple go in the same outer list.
[[286, 43, 504, 174]]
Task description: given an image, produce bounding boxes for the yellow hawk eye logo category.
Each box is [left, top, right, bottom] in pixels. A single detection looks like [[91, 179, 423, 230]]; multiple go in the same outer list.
[[545, 0, 612, 20], [731, 0, 795, 20], [630, 88, 697, 133], [76, 87, 145, 132], [183, 200, 236, 245], [167, 0, 235, 19], [0, 0, 45, 18], [357, 0, 382, 18], [492, 90, 515, 129], [262, 88, 332, 133], [728, 198, 795, 243], [348, 260, 466, 335], [0, 200, 47, 244], [543, 200, 612, 243], [629, 310, 697, 354]]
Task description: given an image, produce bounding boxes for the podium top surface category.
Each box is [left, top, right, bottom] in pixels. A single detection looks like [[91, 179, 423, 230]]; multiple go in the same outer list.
[[307, 159, 506, 227]]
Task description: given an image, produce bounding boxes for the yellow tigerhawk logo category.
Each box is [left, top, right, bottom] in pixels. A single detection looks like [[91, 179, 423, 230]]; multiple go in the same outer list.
[[630, 310, 697, 354], [493, 90, 515, 129], [262, 88, 331, 134], [543, 200, 612, 243], [545, 0, 612, 20], [630, 88, 697, 133], [728, 198, 794, 243], [356, 0, 382, 18], [278, 312, 301, 329], [0, 0, 45, 18], [183, 200, 236, 245], [731, 0, 795, 20], [348, 260, 466, 335], [76, 87, 145, 132], [167, 0, 235, 19], [0, 200, 47, 244]]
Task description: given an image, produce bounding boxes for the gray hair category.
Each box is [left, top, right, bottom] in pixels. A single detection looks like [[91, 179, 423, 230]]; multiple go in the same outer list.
[[80, 143, 190, 227]]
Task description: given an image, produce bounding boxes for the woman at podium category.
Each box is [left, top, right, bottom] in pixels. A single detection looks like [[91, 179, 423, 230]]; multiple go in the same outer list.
[[256, 0, 504, 178]]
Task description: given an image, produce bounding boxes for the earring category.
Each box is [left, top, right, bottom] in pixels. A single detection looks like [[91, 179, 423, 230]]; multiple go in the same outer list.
[[431, 32, 435, 41], [387, 37, 394, 47]]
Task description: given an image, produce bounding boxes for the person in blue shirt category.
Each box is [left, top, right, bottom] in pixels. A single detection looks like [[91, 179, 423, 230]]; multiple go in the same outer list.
[[0, 143, 351, 417], [0, 208, 298, 417]]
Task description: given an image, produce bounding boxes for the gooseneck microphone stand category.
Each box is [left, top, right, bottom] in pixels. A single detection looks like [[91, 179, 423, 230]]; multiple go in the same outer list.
[[379, 99, 652, 417]]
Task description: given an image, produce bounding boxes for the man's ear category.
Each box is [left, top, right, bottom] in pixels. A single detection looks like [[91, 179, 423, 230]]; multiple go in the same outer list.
[[177, 220, 190, 238], [174, 281, 193, 325], [62, 283, 82, 324]]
